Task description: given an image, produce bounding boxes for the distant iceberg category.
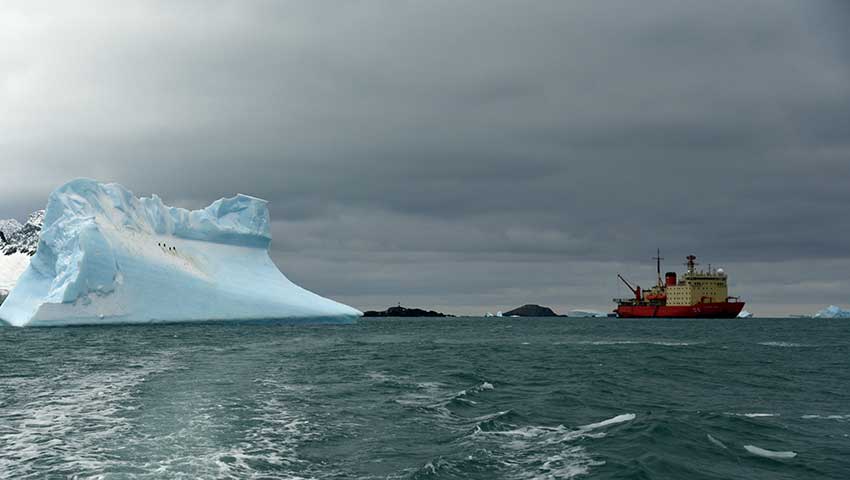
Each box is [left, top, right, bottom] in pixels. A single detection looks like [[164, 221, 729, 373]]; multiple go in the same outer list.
[[0, 179, 361, 327], [568, 309, 608, 318], [813, 305, 850, 319], [737, 310, 753, 318]]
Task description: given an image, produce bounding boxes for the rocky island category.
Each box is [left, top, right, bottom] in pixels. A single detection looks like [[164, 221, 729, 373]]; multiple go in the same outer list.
[[363, 305, 452, 317], [502, 304, 564, 317]]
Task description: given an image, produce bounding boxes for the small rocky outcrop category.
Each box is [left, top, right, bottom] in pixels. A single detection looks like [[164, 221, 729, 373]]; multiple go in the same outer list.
[[362, 305, 452, 317]]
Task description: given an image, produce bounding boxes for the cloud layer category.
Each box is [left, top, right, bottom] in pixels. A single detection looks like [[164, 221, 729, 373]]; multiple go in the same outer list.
[[2, 1, 849, 315]]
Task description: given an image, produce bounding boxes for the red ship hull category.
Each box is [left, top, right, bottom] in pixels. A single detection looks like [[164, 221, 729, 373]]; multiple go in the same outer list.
[[616, 302, 745, 318]]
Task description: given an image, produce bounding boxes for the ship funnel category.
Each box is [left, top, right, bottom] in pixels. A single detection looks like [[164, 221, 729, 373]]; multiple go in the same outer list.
[[665, 272, 677, 286]]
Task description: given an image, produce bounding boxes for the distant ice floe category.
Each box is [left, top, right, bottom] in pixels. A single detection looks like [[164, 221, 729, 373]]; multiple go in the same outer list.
[[744, 445, 797, 459], [813, 305, 850, 318]]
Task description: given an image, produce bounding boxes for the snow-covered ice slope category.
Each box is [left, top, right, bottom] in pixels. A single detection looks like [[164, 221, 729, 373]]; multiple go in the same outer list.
[[0, 179, 361, 327]]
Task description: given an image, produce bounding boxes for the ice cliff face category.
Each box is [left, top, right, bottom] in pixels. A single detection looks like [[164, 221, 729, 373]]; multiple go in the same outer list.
[[0, 179, 361, 326]]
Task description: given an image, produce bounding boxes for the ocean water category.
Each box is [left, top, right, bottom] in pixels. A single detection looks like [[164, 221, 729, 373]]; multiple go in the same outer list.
[[1, 317, 848, 479]]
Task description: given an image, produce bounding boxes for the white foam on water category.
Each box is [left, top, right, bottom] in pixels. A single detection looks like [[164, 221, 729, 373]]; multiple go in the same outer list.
[[579, 413, 636, 430], [203, 396, 318, 479], [0, 353, 178, 477], [0, 350, 324, 480], [725, 412, 778, 418], [125, 370, 322, 480], [470, 413, 634, 479], [579, 340, 697, 346], [519, 447, 605, 480], [758, 342, 810, 348], [416, 381, 447, 389], [801, 414, 850, 420], [744, 445, 797, 459]]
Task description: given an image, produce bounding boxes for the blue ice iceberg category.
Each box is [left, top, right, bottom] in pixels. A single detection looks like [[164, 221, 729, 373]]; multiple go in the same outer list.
[[0, 179, 361, 327], [813, 305, 850, 319]]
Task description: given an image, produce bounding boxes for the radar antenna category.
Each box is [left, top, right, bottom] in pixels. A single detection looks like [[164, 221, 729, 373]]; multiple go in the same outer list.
[[653, 249, 663, 287], [685, 255, 697, 274]]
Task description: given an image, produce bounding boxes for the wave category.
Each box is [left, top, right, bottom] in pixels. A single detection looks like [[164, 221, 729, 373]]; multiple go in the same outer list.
[[394, 380, 497, 418], [757, 342, 812, 348], [725, 412, 778, 418], [578, 340, 698, 346], [466, 413, 635, 479], [579, 413, 636, 430], [801, 414, 850, 420], [0, 352, 179, 477], [707, 434, 728, 449], [203, 395, 318, 479], [472, 413, 636, 445], [744, 445, 797, 459]]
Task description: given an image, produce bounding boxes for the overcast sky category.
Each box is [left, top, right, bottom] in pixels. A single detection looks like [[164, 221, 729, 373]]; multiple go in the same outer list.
[[2, 1, 849, 316]]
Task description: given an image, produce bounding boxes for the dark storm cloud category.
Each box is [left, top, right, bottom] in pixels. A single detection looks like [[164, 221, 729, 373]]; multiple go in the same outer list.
[[1, 0, 849, 315]]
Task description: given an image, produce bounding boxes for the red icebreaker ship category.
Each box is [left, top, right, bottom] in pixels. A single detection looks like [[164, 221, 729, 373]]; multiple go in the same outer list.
[[614, 252, 745, 318]]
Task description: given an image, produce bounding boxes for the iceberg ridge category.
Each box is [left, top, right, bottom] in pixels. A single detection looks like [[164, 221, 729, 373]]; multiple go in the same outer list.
[[0, 179, 361, 327]]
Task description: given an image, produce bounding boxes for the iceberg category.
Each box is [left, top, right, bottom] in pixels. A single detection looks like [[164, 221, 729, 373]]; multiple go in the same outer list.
[[813, 305, 850, 319], [737, 310, 753, 318], [0, 179, 361, 327]]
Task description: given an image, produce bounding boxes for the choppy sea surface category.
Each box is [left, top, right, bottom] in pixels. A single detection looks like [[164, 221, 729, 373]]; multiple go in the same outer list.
[[1, 317, 848, 479]]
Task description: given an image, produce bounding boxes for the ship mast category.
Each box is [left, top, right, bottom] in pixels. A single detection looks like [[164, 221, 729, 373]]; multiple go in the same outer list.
[[653, 249, 663, 287]]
